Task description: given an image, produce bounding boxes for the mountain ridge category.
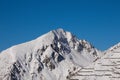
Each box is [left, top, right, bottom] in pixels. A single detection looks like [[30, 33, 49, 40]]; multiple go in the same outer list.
[[0, 28, 119, 80]]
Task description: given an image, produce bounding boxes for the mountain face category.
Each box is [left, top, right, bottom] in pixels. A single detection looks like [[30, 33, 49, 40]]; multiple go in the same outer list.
[[70, 43, 120, 80], [0, 28, 119, 80]]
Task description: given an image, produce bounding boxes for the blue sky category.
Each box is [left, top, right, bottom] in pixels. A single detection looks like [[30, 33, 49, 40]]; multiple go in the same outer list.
[[0, 0, 120, 51]]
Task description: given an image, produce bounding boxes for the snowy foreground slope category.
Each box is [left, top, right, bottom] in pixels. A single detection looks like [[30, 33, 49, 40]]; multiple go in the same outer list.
[[0, 29, 119, 80]]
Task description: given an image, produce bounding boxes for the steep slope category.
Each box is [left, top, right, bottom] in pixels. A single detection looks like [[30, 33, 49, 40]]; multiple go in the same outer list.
[[69, 43, 120, 80], [0, 29, 100, 80]]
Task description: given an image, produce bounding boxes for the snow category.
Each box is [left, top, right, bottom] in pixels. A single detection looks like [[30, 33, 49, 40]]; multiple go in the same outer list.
[[70, 42, 120, 80], [1, 28, 119, 80]]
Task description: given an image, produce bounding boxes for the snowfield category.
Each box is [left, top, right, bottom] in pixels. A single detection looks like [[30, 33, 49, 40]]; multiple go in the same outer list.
[[0, 29, 119, 80]]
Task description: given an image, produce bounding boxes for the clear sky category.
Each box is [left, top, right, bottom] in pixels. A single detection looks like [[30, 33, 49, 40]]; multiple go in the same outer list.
[[0, 0, 120, 51]]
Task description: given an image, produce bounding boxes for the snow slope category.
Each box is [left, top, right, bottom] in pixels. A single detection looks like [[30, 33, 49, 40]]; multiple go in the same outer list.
[[0, 28, 105, 80], [69, 43, 120, 80]]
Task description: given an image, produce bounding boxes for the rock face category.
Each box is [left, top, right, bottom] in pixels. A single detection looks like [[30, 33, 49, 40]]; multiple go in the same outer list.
[[0, 28, 110, 80]]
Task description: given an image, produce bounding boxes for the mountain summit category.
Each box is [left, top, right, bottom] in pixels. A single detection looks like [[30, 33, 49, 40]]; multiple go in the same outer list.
[[1, 29, 119, 80]]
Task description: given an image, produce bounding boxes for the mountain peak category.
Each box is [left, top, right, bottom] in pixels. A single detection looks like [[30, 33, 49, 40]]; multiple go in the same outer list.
[[55, 28, 65, 33], [0, 29, 101, 80], [36, 28, 74, 46], [0, 29, 120, 80]]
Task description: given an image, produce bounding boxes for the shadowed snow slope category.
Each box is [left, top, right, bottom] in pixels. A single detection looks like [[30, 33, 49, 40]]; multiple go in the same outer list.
[[0, 29, 103, 80]]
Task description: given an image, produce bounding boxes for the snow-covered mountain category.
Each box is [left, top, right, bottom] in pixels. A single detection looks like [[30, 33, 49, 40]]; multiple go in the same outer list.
[[0, 28, 119, 80], [67, 43, 120, 80]]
